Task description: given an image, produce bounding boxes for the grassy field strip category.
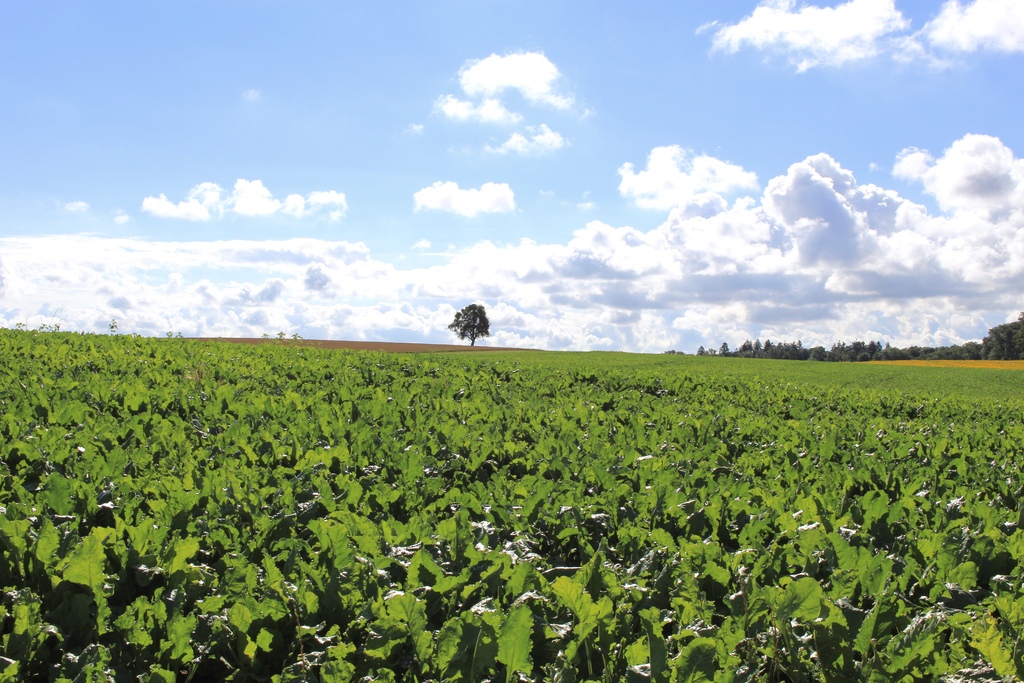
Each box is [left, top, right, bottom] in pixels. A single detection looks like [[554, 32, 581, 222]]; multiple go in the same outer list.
[[870, 359, 1024, 370]]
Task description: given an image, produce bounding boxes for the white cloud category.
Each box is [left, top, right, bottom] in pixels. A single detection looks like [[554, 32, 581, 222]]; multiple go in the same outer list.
[[576, 191, 596, 211], [304, 264, 331, 292], [925, 0, 1024, 52], [229, 279, 285, 305], [406, 123, 425, 134], [709, 0, 910, 70], [242, 88, 261, 102], [114, 211, 130, 225], [618, 146, 759, 211], [435, 95, 523, 124], [282, 194, 307, 218], [413, 181, 516, 218], [142, 182, 224, 221], [143, 180, 347, 221], [459, 52, 572, 109], [434, 53, 577, 154], [308, 190, 347, 209], [892, 147, 933, 181], [314, 192, 349, 221], [707, 0, 1024, 68], [7, 133, 1022, 353], [231, 179, 281, 217], [657, 199, 783, 276], [486, 124, 568, 155], [894, 134, 1024, 216], [63, 201, 90, 213], [762, 153, 877, 266], [412, 239, 432, 249]]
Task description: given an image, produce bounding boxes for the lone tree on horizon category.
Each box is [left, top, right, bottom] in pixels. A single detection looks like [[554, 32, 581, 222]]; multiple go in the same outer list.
[[448, 303, 490, 346]]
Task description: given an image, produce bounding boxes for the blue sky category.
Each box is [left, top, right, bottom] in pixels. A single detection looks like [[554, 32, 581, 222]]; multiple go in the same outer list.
[[2, 0, 1023, 351]]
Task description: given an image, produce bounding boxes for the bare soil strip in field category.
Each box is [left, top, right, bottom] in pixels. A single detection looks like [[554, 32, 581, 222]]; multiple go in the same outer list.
[[871, 359, 1024, 370], [197, 337, 535, 353]]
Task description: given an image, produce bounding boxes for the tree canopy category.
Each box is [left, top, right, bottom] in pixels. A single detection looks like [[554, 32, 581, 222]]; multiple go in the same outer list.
[[448, 304, 490, 346], [688, 312, 1024, 362], [983, 312, 1024, 360]]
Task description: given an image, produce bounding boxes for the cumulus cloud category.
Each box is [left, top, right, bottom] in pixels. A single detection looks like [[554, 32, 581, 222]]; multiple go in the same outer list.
[[459, 52, 573, 109], [435, 95, 523, 124], [108, 296, 132, 310], [63, 201, 90, 213], [706, 0, 1023, 69], [142, 182, 224, 221], [142, 180, 347, 221], [656, 200, 782, 276], [894, 134, 1024, 216], [232, 179, 282, 217], [434, 52, 576, 144], [762, 153, 868, 265], [5, 133, 1022, 353], [304, 264, 331, 292], [310, 191, 349, 221], [618, 146, 759, 211], [245, 279, 284, 303], [925, 0, 1024, 52], [283, 190, 349, 220], [413, 181, 516, 217], [486, 124, 568, 155], [709, 0, 909, 70]]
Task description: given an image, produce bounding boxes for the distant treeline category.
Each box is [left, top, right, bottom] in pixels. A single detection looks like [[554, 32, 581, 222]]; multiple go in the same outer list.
[[669, 312, 1024, 362]]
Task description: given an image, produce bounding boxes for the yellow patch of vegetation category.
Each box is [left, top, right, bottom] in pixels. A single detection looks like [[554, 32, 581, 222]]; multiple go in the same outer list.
[[870, 360, 1024, 370]]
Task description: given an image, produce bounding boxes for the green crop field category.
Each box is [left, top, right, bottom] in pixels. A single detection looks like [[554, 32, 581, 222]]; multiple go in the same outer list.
[[2, 330, 1023, 682]]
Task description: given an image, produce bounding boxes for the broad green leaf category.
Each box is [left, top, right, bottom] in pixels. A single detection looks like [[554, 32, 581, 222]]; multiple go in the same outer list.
[[42, 474, 74, 515], [435, 616, 464, 673], [854, 594, 897, 656], [640, 607, 668, 683], [777, 577, 822, 623], [407, 548, 444, 589], [3, 593, 43, 663], [228, 602, 254, 634], [243, 636, 258, 661], [0, 660, 19, 683], [321, 643, 357, 683], [63, 527, 111, 595], [463, 610, 500, 679], [497, 604, 534, 683], [256, 627, 275, 652], [145, 666, 176, 683], [673, 637, 717, 683], [32, 517, 60, 574], [320, 661, 355, 683], [165, 536, 200, 576], [887, 613, 940, 675], [164, 613, 196, 663], [551, 576, 589, 617], [971, 617, 1017, 678], [624, 637, 648, 667], [0, 518, 30, 563], [386, 592, 427, 636]]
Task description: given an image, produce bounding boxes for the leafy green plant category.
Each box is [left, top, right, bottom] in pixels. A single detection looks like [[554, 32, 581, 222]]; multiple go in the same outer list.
[[0, 328, 1021, 680]]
